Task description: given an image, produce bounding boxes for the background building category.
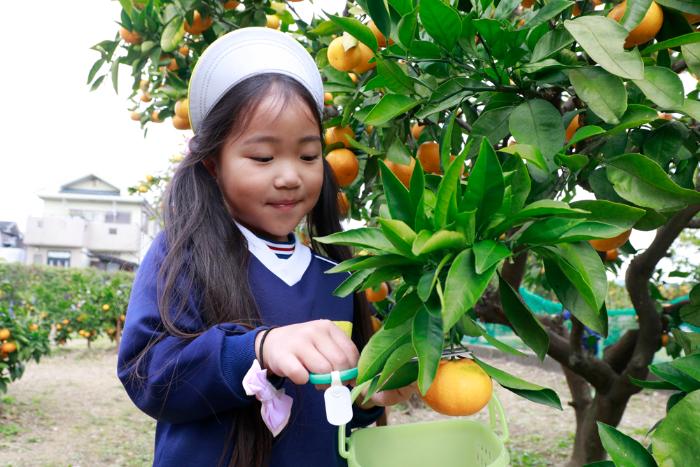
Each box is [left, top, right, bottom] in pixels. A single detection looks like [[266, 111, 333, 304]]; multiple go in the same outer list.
[[23, 175, 160, 271]]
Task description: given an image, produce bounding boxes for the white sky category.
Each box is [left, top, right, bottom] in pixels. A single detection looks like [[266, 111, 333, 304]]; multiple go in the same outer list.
[[0, 0, 695, 280]]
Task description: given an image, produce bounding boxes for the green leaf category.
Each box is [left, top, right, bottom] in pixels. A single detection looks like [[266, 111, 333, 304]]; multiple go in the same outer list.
[[364, 94, 421, 126], [513, 199, 589, 221], [655, 0, 700, 14], [568, 126, 606, 146], [461, 140, 505, 231], [473, 358, 563, 410], [541, 243, 608, 335], [597, 422, 657, 467], [641, 32, 700, 56], [412, 302, 444, 395], [412, 230, 467, 256], [681, 303, 700, 326], [632, 66, 685, 110], [418, 0, 461, 50], [498, 275, 549, 360], [110, 59, 120, 94], [363, 0, 392, 40], [569, 200, 646, 229], [474, 241, 511, 275], [620, 0, 653, 32], [455, 210, 477, 245], [607, 105, 659, 135], [629, 375, 680, 390], [568, 67, 627, 124], [652, 390, 700, 466], [378, 219, 417, 256], [357, 317, 413, 384], [527, 0, 575, 29], [564, 17, 644, 80], [333, 269, 374, 298], [680, 98, 700, 121], [376, 343, 416, 389], [499, 144, 549, 172], [605, 153, 700, 212], [327, 14, 378, 51], [326, 254, 418, 274], [669, 354, 700, 384], [433, 152, 466, 229], [681, 42, 700, 77], [160, 16, 185, 53], [316, 227, 398, 253], [379, 160, 414, 226], [509, 99, 565, 158], [397, 8, 418, 50], [471, 106, 516, 145], [374, 56, 416, 95], [649, 362, 700, 392], [384, 291, 423, 330], [531, 27, 575, 63], [443, 249, 498, 331]]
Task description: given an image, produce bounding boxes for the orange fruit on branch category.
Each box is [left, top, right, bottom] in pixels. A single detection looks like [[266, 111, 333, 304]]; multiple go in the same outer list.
[[266, 14, 280, 29], [365, 282, 389, 302], [421, 358, 493, 416], [417, 141, 442, 174], [565, 114, 580, 142], [608, 1, 663, 48], [367, 21, 387, 48], [384, 157, 416, 188], [184, 10, 213, 35], [326, 148, 359, 187], [411, 123, 425, 140], [370, 315, 382, 333], [351, 43, 376, 74], [1, 342, 17, 354], [119, 27, 142, 45], [327, 36, 362, 72], [604, 249, 619, 262], [324, 125, 355, 148], [0, 328, 10, 341], [223, 0, 240, 10], [589, 229, 631, 252]]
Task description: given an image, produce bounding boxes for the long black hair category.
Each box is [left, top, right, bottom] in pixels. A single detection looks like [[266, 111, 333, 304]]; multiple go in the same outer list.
[[153, 73, 374, 466]]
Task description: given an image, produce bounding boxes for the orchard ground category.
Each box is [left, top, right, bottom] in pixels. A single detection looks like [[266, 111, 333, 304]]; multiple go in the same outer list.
[[0, 338, 667, 467]]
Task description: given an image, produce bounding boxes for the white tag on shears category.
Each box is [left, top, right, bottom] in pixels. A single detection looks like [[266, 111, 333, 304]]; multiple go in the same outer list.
[[323, 370, 353, 426]]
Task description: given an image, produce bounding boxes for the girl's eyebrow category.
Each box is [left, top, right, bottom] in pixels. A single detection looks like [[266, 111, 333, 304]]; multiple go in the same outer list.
[[243, 135, 322, 144]]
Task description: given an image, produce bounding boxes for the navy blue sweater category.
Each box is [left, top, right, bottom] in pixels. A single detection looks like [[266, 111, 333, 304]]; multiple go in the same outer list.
[[117, 228, 384, 466]]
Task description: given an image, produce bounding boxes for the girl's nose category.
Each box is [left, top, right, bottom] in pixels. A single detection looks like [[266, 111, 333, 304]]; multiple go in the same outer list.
[[273, 161, 302, 188]]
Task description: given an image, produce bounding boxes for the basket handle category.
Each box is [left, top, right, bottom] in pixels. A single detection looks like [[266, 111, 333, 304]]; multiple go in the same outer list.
[[488, 391, 509, 444], [338, 380, 373, 460]]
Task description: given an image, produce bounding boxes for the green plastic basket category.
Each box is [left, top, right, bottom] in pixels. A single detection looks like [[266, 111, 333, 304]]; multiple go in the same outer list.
[[338, 383, 510, 467]]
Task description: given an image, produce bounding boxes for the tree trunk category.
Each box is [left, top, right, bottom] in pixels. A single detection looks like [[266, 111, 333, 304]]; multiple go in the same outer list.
[[567, 390, 632, 466]]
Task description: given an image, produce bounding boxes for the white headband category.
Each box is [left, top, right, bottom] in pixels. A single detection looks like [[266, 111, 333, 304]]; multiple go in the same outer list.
[[188, 27, 325, 133]]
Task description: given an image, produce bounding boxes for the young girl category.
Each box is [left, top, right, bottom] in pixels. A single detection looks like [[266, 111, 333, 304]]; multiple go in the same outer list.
[[118, 27, 415, 467]]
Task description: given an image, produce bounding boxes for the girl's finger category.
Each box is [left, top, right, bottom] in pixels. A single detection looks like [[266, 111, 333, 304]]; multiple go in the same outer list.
[[296, 346, 334, 375], [314, 331, 357, 371], [325, 322, 360, 367]]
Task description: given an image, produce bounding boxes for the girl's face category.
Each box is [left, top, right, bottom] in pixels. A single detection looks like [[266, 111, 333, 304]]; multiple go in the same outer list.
[[206, 92, 324, 241]]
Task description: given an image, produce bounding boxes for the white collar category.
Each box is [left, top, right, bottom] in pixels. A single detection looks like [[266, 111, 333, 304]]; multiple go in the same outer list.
[[234, 221, 312, 286]]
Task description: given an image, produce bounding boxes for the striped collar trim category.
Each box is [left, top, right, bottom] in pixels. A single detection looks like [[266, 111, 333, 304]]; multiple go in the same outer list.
[[234, 221, 311, 286]]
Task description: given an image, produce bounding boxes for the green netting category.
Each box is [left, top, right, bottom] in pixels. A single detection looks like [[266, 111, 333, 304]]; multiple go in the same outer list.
[[464, 288, 692, 355]]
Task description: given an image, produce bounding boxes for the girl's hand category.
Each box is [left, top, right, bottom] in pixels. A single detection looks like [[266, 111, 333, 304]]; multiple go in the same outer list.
[[356, 382, 419, 409], [255, 320, 359, 386]]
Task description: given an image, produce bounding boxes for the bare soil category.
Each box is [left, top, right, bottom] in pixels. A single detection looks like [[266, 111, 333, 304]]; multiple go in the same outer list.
[[0, 339, 667, 466]]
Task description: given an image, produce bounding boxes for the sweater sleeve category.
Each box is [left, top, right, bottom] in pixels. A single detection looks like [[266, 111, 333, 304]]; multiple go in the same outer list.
[[117, 233, 265, 425], [348, 403, 385, 430]]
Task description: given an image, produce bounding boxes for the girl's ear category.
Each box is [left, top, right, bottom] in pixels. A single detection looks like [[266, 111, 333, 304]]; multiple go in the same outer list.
[[202, 158, 218, 179]]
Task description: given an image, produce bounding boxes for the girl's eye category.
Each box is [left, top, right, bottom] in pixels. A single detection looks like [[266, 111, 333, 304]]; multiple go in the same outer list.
[[301, 154, 320, 162], [250, 156, 273, 162]]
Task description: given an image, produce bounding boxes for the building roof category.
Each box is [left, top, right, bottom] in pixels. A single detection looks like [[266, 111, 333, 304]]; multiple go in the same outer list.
[[60, 174, 121, 196]]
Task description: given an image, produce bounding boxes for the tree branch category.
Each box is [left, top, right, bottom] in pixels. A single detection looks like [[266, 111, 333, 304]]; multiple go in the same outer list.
[[622, 204, 700, 388]]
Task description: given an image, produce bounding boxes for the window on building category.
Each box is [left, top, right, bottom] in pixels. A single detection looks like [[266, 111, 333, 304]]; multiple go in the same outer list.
[[108, 227, 118, 235], [105, 212, 131, 224], [69, 209, 97, 221], [47, 251, 71, 268]]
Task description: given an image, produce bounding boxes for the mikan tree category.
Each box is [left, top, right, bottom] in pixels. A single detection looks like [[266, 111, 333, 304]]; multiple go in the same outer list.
[[90, 0, 700, 464]]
